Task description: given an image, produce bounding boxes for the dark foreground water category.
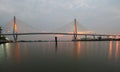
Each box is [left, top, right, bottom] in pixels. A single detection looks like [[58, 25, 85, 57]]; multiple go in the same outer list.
[[0, 41, 120, 72]]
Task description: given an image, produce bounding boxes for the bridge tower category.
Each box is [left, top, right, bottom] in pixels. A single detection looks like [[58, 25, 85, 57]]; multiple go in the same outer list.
[[73, 18, 77, 40], [13, 16, 18, 42]]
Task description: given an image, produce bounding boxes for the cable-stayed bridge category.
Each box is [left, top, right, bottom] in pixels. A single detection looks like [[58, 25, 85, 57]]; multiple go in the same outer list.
[[0, 16, 120, 42]]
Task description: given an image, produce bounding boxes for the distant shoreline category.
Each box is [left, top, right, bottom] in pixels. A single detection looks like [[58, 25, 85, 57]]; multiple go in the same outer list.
[[1, 39, 120, 44], [72, 39, 120, 41]]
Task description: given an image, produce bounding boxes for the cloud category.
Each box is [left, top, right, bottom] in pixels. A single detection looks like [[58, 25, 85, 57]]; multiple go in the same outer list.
[[0, 0, 102, 16], [0, 0, 12, 13], [0, 0, 120, 34], [48, 0, 90, 9], [111, 7, 120, 19]]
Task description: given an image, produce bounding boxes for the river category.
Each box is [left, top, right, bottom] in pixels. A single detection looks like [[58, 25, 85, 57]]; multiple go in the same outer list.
[[0, 41, 120, 72]]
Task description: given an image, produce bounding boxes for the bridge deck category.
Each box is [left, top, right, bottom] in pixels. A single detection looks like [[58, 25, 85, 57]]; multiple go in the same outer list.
[[1, 32, 119, 36]]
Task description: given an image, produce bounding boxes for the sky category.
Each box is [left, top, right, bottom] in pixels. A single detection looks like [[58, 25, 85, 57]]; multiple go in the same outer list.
[[0, 0, 120, 34]]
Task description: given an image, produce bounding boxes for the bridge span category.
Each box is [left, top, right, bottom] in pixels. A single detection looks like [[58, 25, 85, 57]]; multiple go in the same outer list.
[[1, 16, 120, 42], [1, 32, 120, 37]]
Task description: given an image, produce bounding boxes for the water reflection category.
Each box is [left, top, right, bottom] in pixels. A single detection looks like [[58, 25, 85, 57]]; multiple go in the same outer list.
[[55, 42, 58, 52], [0, 43, 9, 62], [22, 43, 29, 58], [1, 42, 120, 72], [73, 42, 81, 59], [0, 43, 21, 64], [3, 44, 8, 60], [109, 41, 112, 59], [14, 42, 20, 63], [108, 41, 119, 61], [115, 41, 119, 60]]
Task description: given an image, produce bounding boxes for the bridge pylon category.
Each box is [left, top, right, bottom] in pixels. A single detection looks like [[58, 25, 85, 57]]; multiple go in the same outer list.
[[13, 16, 18, 42], [73, 18, 77, 41]]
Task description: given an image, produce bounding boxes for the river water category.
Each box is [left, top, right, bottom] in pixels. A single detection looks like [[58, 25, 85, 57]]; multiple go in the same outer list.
[[0, 41, 120, 72]]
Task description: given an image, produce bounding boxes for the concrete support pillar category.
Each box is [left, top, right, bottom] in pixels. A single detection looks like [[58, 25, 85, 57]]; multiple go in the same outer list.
[[73, 18, 77, 40], [13, 16, 18, 42]]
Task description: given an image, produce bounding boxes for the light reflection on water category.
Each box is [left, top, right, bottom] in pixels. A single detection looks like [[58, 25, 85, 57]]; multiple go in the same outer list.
[[115, 41, 119, 60], [73, 42, 81, 59], [109, 41, 113, 59], [0, 41, 120, 72]]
